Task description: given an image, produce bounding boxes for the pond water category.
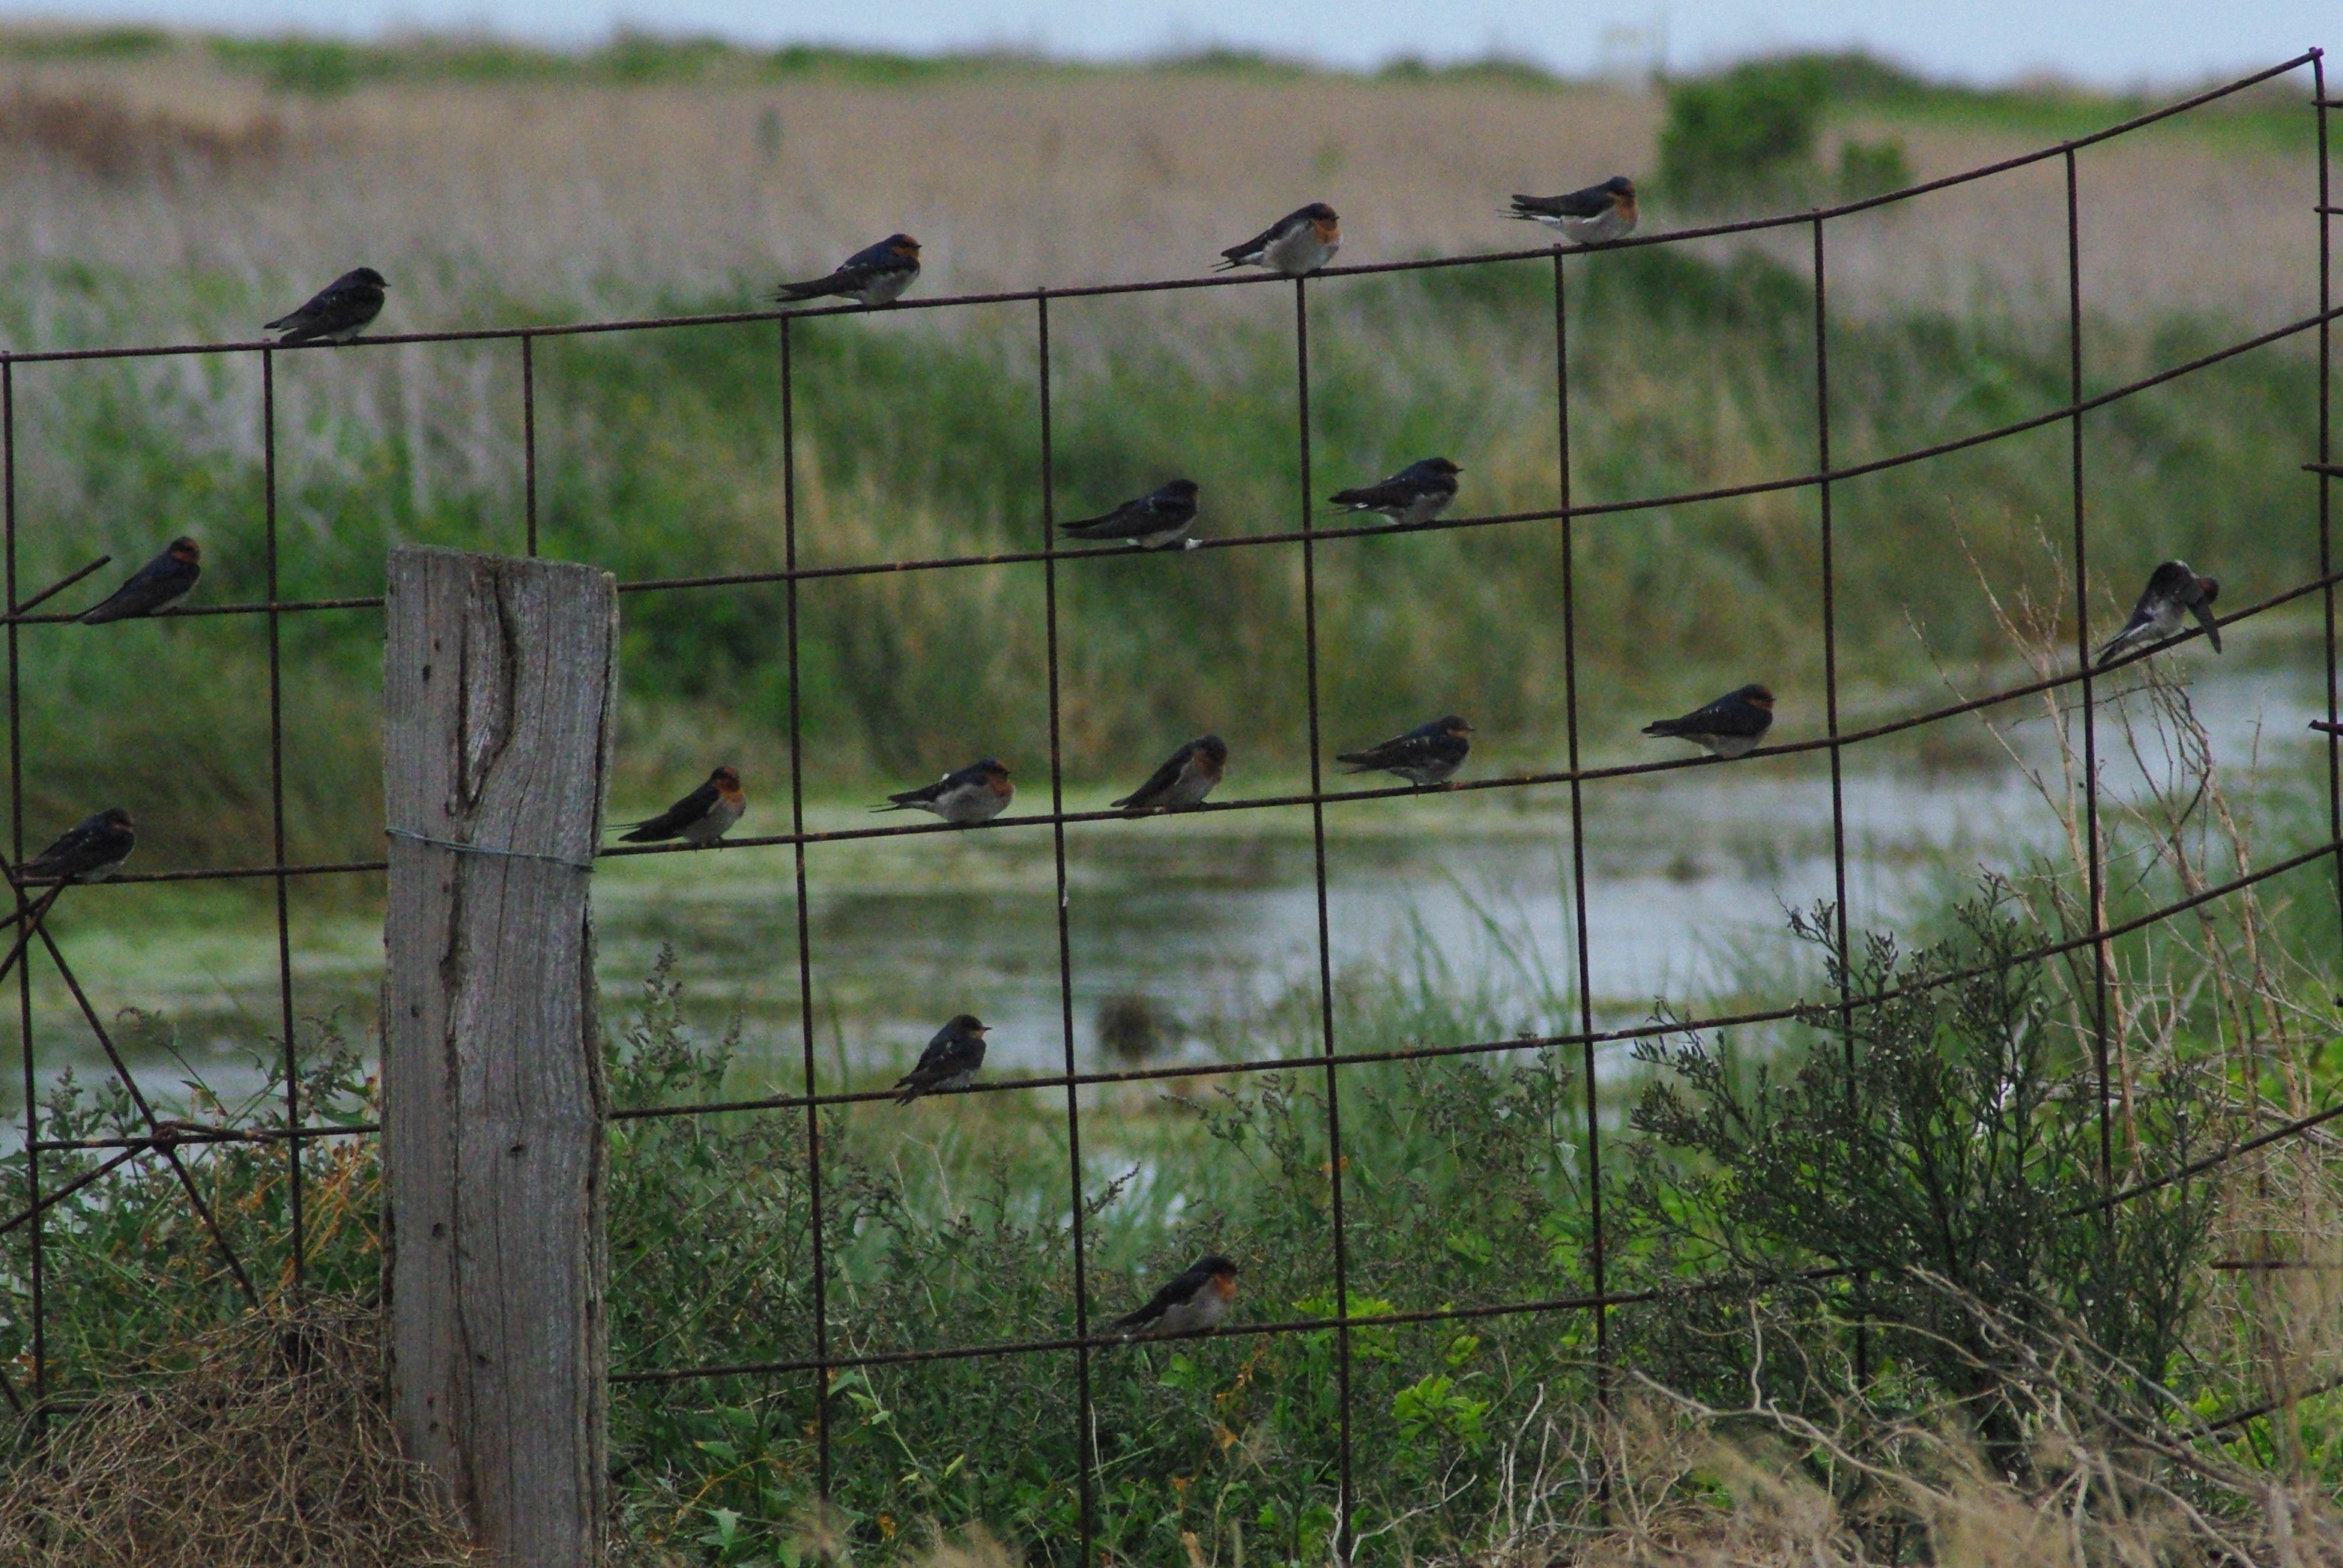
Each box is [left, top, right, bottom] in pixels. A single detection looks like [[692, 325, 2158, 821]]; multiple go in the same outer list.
[[2, 659, 2324, 1125]]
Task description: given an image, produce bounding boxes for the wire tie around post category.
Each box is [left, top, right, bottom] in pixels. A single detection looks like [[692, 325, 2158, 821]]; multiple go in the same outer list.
[[384, 826, 594, 872]]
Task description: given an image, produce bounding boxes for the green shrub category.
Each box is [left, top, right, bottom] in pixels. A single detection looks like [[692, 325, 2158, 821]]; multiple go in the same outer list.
[[1657, 58, 1831, 208]]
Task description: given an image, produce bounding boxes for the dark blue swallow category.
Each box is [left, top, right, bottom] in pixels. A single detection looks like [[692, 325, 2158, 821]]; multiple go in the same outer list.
[[772, 234, 922, 306], [874, 758, 1014, 824], [1113, 735, 1227, 814], [265, 268, 387, 345], [79, 537, 199, 624], [617, 766, 745, 846], [16, 807, 135, 884], [892, 1014, 989, 1104], [1216, 203, 1341, 276], [1111, 1254, 1240, 1337], [1642, 684, 1775, 760], [2097, 561, 2220, 666], [1062, 479, 1201, 550], [1338, 715, 1472, 787], [1329, 458, 1461, 526], [1507, 177, 1638, 245]]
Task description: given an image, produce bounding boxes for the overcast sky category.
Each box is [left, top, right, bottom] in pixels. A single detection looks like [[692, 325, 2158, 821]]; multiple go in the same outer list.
[[1, 0, 2332, 87]]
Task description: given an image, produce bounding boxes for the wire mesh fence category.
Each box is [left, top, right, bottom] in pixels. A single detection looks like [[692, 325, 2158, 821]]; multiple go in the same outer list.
[[0, 45, 2336, 1564]]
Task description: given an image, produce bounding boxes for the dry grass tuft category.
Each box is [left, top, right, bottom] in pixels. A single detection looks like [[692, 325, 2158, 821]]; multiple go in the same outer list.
[[0, 1297, 475, 1567], [0, 85, 282, 181]]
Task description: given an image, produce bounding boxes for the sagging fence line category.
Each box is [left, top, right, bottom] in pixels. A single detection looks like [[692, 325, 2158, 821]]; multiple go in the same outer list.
[[0, 43, 2332, 1565]]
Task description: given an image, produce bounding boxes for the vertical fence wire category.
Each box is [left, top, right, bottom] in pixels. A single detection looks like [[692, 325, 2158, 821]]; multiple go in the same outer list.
[[1810, 217, 1865, 1379], [2318, 54, 2338, 943], [779, 316, 834, 1502], [2064, 151, 2116, 1197], [1293, 276, 1356, 1561], [3, 357, 38, 1423], [1036, 291, 1099, 1561], [262, 349, 303, 1288], [1550, 252, 1607, 1379], [521, 334, 539, 559]]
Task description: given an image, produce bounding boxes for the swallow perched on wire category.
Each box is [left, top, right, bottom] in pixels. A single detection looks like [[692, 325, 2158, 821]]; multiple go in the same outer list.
[[1642, 684, 1775, 760], [16, 807, 135, 884], [1506, 177, 1638, 245], [874, 759, 1014, 824], [1216, 203, 1341, 276], [2096, 561, 2221, 666], [1111, 1254, 1240, 1338], [892, 1014, 989, 1104], [1061, 479, 1201, 550], [617, 766, 746, 846], [264, 268, 388, 345], [771, 234, 922, 307], [1337, 714, 1472, 787], [78, 537, 199, 624], [1113, 736, 1227, 814], [1328, 458, 1462, 527]]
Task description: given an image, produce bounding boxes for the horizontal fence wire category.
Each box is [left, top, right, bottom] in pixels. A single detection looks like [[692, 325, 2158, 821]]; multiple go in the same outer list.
[[0, 45, 2336, 1543]]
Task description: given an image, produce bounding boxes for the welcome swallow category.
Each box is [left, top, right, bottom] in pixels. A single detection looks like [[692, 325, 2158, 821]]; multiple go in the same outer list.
[[1328, 458, 1461, 526], [1113, 735, 1227, 814], [17, 807, 135, 884], [892, 1014, 989, 1104], [1507, 177, 1638, 245], [79, 537, 199, 624], [874, 758, 1014, 824], [617, 766, 746, 846], [1111, 1254, 1240, 1338], [2097, 561, 2221, 666], [1642, 684, 1775, 760], [1338, 714, 1472, 787], [265, 268, 388, 345], [772, 234, 922, 307], [1216, 203, 1341, 276], [1062, 479, 1201, 551]]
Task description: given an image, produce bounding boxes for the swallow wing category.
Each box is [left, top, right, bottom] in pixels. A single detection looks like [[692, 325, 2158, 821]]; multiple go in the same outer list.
[[773, 267, 855, 302], [1112, 748, 1193, 809], [1511, 184, 1612, 220], [77, 560, 181, 624], [620, 781, 719, 841], [1328, 477, 1421, 512], [1061, 499, 1143, 537], [1216, 217, 1288, 267]]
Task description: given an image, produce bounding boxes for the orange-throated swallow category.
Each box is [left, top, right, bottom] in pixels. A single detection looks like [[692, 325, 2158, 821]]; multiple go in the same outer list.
[[617, 766, 746, 846], [79, 537, 199, 623], [1113, 736, 1227, 814], [892, 1014, 989, 1104], [1329, 458, 1460, 526], [772, 234, 922, 307], [16, 807, 134, 884], [874, 759, 1014, 824], [1642, 684, 1774, 760], [1111, 1254, 1239, 1337], [265, 268, 387, 345], [1507, 177, 1637, 245], [2097, 561, 2220, 666], [1337, 714, 1472, 787], [1062, 480, 1201, 551], [1216, 203, 1340, 276]]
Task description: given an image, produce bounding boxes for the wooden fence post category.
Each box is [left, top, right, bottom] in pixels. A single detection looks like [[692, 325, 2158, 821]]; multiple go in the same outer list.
[[382, 545, 617, 1564]]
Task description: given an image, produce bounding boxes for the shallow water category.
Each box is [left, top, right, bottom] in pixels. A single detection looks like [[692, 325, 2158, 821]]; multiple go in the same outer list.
[[1, 659, 2322, 1125]]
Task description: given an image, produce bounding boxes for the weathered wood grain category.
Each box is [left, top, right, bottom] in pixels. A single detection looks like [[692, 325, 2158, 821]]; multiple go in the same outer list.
[[382, 545, 617, 1565]]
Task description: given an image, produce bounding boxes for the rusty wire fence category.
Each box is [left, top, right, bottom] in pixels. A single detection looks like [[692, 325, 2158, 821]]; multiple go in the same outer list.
[[0, 44, 2339, 1562]]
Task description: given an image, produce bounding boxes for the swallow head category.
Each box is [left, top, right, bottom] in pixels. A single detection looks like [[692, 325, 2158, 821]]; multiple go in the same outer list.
[[100, 806, 133, 832], [1421, 457, 1462, 477], [886, 234, 922, 259], [166, 537, 201, 564], [949, 1014, 988, 1037], [708, 764, 743, 797], [1439, 715, 1472, 738], [1199, 1254, 1240, 1289], [2195, 576, 2219, 605], [1194, 734, 1229, 775], [1603, 176, 1636, 199], [978, 758, 1014, 794], [351, 267, 388, 290], [1304, 202, 1340, 243], [1735, 684, 1776, 712], [1160, 478, 1201, 503]]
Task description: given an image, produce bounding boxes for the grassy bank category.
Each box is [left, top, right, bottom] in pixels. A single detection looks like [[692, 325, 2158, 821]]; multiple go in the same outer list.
[[0, 245, 2321, 873]]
